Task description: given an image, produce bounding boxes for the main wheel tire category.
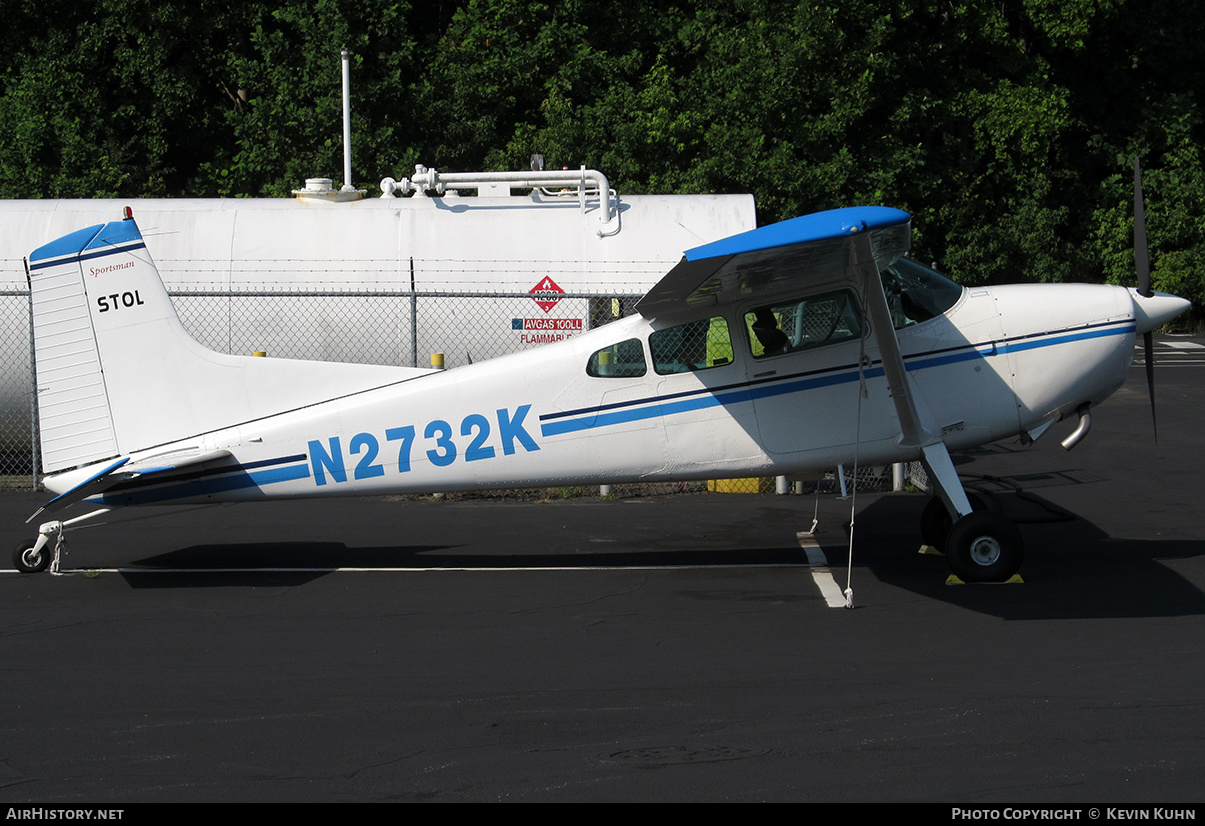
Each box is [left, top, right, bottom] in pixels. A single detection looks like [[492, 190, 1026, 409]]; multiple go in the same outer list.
[[945, 512, 1024, 583], [920, 492, 989, 552], [13, 540, 50, 574]]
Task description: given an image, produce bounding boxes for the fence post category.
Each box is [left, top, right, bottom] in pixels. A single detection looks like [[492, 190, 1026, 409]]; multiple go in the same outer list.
[[26, 278, 40, 489], [409, 258, 418, 368]]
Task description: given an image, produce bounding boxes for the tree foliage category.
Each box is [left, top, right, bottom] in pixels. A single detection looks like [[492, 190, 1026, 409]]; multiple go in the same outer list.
[[1, 0, 1202, 323]]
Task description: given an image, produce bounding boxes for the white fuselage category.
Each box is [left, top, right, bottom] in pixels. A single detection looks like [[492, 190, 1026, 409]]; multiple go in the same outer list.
[[51, 280, 1138, 508]]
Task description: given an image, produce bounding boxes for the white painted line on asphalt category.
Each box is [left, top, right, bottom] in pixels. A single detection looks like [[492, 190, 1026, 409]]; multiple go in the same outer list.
[[11, 562, 816, 576], [796, 530, 848, 608]]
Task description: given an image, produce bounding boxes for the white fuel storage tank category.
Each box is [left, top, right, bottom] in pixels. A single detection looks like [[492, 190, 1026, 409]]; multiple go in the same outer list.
[[0, 170, 755, 467]]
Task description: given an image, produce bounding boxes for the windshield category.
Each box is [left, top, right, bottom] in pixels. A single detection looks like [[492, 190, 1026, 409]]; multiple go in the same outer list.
[[880, 258, 964, 329]]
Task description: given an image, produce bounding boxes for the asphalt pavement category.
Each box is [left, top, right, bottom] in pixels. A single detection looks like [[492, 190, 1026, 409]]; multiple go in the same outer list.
[[1, 336, 1203, 804]]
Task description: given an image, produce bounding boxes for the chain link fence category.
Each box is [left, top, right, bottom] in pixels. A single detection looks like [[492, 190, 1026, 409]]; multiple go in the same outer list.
[[0, 289, 34, 486], [1, 285, 917, 497]]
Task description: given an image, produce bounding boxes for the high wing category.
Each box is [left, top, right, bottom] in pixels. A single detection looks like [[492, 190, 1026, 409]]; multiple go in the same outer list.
[[635, 206, 911, 320]]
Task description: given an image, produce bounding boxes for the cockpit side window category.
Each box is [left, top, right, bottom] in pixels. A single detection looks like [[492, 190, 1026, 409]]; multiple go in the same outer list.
[[744, 290, 862, 358], [587, 338, 647, 377], [649, 316, 733, 375], [880, 258, 963, 329]]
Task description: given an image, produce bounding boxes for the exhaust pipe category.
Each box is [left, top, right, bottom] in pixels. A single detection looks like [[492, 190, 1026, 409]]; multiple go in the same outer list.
[[1061, 404, 1092, 451]]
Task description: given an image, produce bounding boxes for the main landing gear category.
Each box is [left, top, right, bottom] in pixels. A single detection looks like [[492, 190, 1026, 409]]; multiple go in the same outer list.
[[917, 442, 1025, 583], [920, 494, 1024, 583]]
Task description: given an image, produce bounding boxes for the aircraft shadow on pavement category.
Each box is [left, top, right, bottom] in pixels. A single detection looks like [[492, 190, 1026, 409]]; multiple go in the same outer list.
[[119, 541, 814, 588], [845, 492, 1205, 621], [61, 480, 1202, 617], [121, 542, 457, 588]]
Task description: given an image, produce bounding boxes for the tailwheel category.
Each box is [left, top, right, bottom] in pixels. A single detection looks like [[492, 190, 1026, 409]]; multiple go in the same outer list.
[[12, 539, 50, 574], [944, 511, 1024, 583]]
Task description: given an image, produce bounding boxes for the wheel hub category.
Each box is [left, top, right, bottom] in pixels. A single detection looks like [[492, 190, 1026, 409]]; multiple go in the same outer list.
[[968, 535, 1002, 566]]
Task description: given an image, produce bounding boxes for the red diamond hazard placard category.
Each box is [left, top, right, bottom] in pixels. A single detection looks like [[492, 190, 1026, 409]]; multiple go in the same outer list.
[[529, 276, 564, 313]]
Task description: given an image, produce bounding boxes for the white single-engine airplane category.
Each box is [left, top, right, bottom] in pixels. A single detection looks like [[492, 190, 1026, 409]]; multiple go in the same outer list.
[[16, 189, 1189, 581]]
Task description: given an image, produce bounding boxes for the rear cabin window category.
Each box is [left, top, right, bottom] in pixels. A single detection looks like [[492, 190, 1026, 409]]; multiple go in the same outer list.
[[649, 316, 733, 375], [587, 338, 647, 377], [745, 291, 862, 358]]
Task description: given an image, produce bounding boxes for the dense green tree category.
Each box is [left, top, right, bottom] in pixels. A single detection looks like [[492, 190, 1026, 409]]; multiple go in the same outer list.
[[0, 0, 247, 197], [0, 0, 1202, 323], [193, 1, 427, 196]]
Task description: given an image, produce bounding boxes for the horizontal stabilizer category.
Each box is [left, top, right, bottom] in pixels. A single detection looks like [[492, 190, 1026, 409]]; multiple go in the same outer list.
[[28, 450, 233, 522]]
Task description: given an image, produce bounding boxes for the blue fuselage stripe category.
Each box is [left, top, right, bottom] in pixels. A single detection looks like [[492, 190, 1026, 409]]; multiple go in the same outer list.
[[998, 325, 1128, 354], [539, 322, 1134, 437], [98, 457, 311, 506]]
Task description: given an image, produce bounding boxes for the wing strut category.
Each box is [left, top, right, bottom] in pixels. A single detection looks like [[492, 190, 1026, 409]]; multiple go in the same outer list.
[[849, 232, 974, 520]]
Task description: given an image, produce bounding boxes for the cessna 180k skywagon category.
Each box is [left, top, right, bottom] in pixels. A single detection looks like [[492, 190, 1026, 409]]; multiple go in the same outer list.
[[16, 180, 1189, 582]]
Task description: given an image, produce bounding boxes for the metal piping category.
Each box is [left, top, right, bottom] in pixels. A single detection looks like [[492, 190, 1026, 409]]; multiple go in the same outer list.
[[381, 165, 616, 225], [341, 48, 353, 192], [1060, 404, 1092, 451]]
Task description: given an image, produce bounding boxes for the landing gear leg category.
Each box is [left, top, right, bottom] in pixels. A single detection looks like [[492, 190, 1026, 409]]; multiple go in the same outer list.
[[920, 491, 988, 551]]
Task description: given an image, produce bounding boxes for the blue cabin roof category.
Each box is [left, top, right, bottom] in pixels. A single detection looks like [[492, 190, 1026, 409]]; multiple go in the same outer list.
[[684, 206, 910, 262]]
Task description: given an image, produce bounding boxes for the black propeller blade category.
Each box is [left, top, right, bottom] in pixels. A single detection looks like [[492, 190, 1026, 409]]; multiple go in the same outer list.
[[1134, 154, 1157, 441]]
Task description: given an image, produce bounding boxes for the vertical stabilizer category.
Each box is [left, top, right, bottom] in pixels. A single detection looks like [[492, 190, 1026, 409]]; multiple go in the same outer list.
[[28, 214, 431, 474], [28, 221, 136, 471]]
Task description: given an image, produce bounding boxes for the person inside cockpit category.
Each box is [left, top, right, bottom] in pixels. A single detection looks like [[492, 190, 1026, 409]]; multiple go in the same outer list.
[[750, 307, 789, 355]]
